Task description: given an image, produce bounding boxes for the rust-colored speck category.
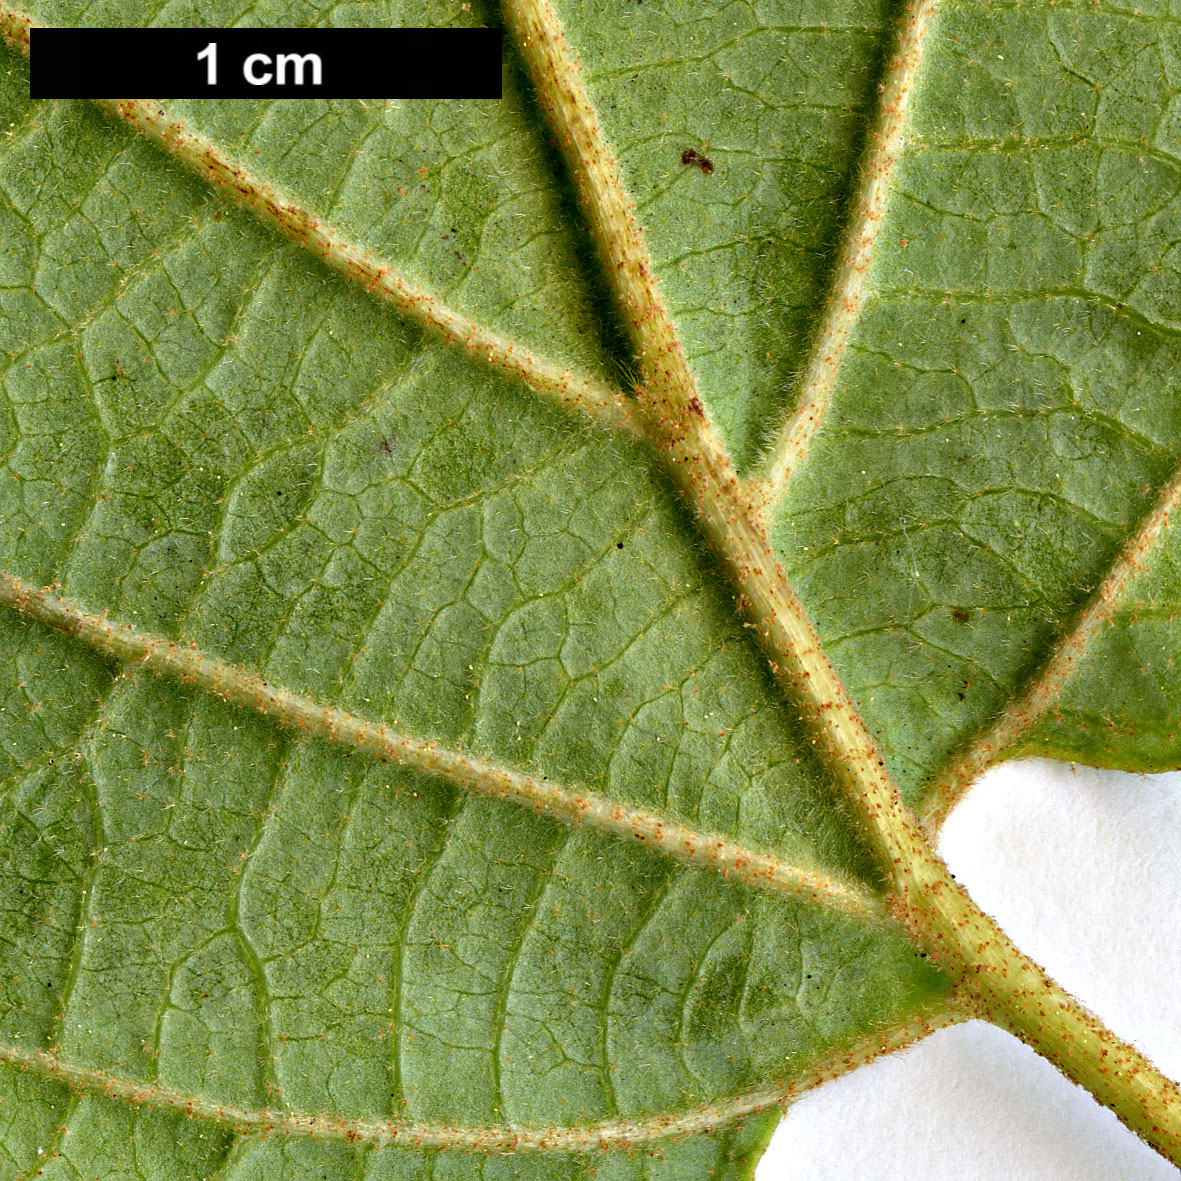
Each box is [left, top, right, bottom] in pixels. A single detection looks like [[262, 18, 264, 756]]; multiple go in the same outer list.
[[680, 148, 714, 174]]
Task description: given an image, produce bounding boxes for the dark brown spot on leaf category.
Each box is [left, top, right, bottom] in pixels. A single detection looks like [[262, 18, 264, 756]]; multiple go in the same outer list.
[[681, 148, 714, 174]]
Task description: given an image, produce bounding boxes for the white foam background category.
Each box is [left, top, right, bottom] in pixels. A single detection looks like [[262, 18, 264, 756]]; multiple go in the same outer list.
[[756, 759, 1181, 1179]]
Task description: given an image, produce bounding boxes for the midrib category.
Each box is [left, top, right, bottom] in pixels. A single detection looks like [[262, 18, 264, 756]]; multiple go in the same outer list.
[[5, 0, 1181, 1167]]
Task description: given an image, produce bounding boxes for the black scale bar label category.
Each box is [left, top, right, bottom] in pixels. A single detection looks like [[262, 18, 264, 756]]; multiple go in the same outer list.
[[30, 28, 502, 99]]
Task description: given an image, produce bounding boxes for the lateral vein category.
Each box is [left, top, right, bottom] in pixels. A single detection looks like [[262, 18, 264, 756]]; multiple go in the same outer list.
[[502, 0, 901, 885], [921, 462, 1181, 833], [0, 1009, 957, 1151], [502, 3, 1181, 1161], [759, 0, 941, 509], [0, 571, 884, 923], [500, 0, 735, 473], [0, 3, 635, 437]]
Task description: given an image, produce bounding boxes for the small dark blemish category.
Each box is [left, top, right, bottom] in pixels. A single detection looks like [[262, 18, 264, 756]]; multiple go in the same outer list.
[[959, 317, 967, 325], [616, 541, 624, 549], [951, 607, 970, 624], [681, 148, 714, 174]]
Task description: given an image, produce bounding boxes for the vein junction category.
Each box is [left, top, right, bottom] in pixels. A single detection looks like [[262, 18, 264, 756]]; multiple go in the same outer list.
[[4, 0, 1181, 1164], [921, 459, 1181, 832], [504, 0, 1181, 1164], [0, 572, 884, 922], [0, 2, 635, 438]]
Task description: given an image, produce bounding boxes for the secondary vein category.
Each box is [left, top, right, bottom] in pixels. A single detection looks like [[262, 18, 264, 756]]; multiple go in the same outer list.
[[10, 0, 1181, 1160], [504, 0, 1181, 1162], [921, 460, 1181, 833], [501, 0, 909, 884], [0, 2, 635, 438], [0, 1008, 957, 1151], [0, 571, 885, 923], [758, 0, 941, 510]]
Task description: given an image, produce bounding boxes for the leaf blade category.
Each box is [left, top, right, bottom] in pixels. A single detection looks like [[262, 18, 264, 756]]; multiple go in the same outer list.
[[774, 0, 1181, 812], [7, 0, 1181, 1173], [0, 15, 956, 1171]]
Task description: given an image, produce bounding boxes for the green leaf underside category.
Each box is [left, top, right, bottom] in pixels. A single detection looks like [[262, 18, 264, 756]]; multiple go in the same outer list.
[[0, 5, 950, 1177], [553, 0, 899, 470], [776, 0, 1181, 797], [0, 1, 1178, 1179]]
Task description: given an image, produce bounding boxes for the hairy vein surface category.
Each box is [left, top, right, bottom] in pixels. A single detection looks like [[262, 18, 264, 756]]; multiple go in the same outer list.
[[6, 0, 1181, 1168], [0, 571, 883, 921], [502, 0, 931, 880], [921, 461, 1181, 832], [0, 1009, 957, 1151], [760, 0, 941, 507], [0, 3, 635, 436], [501, 0, 731, 468], [506, 0, 1181, 1163]]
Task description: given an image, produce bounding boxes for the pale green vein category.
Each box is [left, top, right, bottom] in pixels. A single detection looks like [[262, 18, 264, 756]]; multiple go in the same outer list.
[[501, 0, 734, 471], [759, 0, 941, 509], [0, 2, 636, 438], [0, 571, 884, 922], [0, 1007, 958, 1151], [921, 460, 1181, 832], [503, 0, 1181, 1162]]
